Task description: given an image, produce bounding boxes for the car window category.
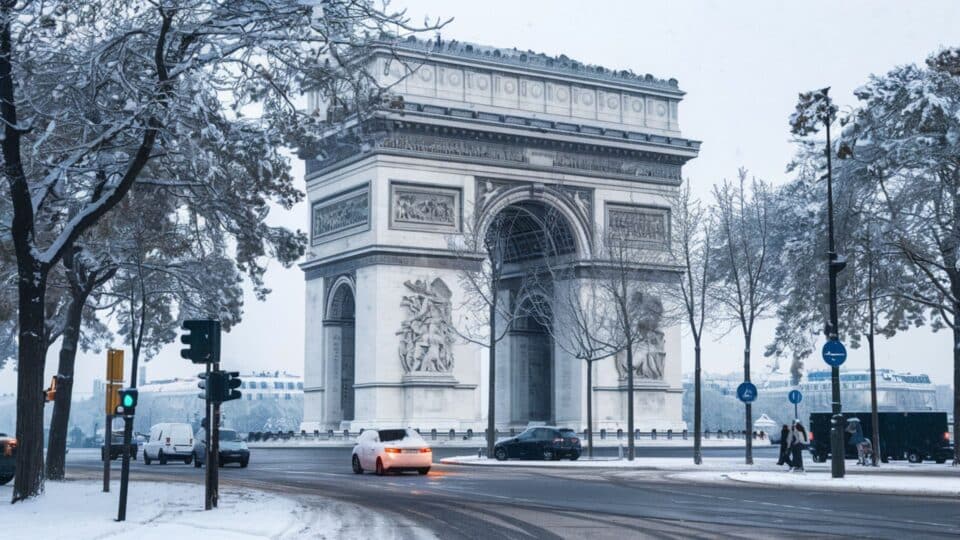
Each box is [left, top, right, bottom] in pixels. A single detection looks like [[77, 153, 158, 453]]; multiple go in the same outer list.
[[219, 430, 239, 442], [378, 429, 407, 442], [559, 429, 576, 438], [405, 429, 424, 441], [518, 429, 535, 440], [534, 428, 555, 440]]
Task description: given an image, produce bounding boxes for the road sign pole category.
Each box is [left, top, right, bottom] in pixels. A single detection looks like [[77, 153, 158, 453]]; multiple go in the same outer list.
[[794, 402, 798, 420], [102, 413, 111, 492]]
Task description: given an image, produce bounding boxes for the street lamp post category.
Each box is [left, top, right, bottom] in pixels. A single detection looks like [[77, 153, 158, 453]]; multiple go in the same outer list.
[[790, 87, 847, 479], [824, 111, 846, 479]]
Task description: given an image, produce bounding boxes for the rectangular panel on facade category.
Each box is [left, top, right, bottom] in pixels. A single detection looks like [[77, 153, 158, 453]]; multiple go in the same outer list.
[[311, 184, 370, 244], [389, 182, 461, 233], [604, 203, 670, 248]]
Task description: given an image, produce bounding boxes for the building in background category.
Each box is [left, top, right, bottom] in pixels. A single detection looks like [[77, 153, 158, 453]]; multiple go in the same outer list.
[[683, 369, 945, 432]]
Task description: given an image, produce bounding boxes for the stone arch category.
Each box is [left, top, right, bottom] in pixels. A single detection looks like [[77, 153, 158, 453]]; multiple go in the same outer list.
[[477, 185, 593, 260], [324, 276, 356, 423], [509, 292, 555, 424]]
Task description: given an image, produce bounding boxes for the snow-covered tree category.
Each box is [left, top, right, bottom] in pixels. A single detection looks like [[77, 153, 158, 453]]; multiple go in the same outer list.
[[710, 169, 779, 465], [671, 180, 713, 464], [841, 48, 960, 463], [1, 0, 443, 501]]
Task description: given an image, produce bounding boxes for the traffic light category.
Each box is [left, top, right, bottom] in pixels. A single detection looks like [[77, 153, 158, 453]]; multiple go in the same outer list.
[[43, 376, 57, 403], [198, 371, 224, 402], [222, 372, 242, 402], [116, 388, 138, 416], [180, 320, 221, 364]]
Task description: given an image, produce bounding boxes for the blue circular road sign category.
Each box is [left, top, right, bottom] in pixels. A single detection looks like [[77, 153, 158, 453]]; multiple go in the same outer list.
[[788, 389, 803, 404], [822, 340, 847, 367], [737, 382, 758, 403]]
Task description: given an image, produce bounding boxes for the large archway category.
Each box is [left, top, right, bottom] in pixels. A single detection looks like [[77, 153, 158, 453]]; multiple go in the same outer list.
[[486, 200, 579, 426], [326, 280, 356, 422]]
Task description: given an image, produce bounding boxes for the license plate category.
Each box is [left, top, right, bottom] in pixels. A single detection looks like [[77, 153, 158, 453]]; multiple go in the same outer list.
[[403, 449, 420, 454]]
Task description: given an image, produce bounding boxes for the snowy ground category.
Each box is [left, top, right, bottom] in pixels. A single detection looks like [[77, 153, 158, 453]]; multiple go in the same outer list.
[[249, 437, 748, 449], [0, 480, 435, 539], [442, 455, 960, 497], [674, 470, 960, 498]]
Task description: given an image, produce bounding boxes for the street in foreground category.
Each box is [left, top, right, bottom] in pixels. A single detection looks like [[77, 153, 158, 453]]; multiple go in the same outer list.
[[51, 446, 960, 539]]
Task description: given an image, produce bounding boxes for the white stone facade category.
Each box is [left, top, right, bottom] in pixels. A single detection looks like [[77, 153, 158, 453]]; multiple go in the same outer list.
[[300, 38, 699, 433]]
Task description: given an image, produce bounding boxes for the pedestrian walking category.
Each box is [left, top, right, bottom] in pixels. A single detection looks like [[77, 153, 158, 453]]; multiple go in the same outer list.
[[776, 424, 790, 467], [846, 418, 872, 465], [788, 421, 808, 472]]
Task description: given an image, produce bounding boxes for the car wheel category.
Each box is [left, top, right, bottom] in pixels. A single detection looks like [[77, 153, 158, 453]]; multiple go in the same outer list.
[[352, 455, 363, 474], [375, 457, 385, 476], [240, 458, 249, 469], [418, 467, 430, 475], [143, 450, 152, 465], [184, 454, 193, 465], [907, 451, 922, 464], [570, 452, 580, 461], [542, 449, 554, 461], [158, 450, 167, 465], [193, 453, 202, 468], [494, 447, 508, 461], [131, 449, 137, 461], [0, 473, 12, 486]]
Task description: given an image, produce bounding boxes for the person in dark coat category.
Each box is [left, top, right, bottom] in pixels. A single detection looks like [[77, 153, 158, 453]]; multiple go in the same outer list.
[[788, 422, 808, 472], [777, 425, 790, 467]]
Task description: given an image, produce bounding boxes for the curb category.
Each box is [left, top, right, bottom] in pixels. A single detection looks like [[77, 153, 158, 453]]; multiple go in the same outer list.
[[439, 457, 661, 470]]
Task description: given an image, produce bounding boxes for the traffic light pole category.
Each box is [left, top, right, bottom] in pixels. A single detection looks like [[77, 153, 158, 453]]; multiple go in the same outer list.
[[204, 362, 214, 511], [116, 415, 133, 521], [212, 372, 220, 509]]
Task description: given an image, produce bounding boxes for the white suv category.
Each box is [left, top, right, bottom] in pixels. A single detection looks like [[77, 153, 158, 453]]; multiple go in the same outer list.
[[143, 423, 194, 465]]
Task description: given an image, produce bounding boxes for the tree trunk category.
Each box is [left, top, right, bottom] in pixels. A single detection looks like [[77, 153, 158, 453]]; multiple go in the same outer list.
[[694, 342, 702, 465], [626, 340, 635, 461], [586, 360, 593, 458], [46, 290, 88, 480], [486, 292, 497, 459], [867, 263, 880, 466], [12, 271, 48, 502], [954, 322, 960, 465], [744, 336, 753, 465]]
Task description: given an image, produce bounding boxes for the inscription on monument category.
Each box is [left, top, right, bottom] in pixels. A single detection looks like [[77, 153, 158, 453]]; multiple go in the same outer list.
[[390, 183, 461, 232], [312, 185, 370, 244], [605, 204, 669, 246]]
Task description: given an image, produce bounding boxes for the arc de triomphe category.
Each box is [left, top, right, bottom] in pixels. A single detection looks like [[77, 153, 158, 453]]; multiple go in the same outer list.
[[300, 38, 700, 433]]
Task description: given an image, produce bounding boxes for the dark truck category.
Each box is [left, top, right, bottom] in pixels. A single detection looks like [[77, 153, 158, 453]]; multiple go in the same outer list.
[[0, 432, 16, 485], [808, 411, 953, 464]]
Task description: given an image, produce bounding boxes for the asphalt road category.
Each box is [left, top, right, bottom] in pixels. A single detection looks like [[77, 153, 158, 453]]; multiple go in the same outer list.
[[66, 446, 960, 539]]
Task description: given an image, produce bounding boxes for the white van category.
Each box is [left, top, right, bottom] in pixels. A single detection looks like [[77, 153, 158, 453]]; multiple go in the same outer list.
[[143, 423, 194, 465]]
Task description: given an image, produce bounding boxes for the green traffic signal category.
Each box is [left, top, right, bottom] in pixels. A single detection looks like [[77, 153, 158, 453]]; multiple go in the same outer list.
[[116, 388, 138, 415]]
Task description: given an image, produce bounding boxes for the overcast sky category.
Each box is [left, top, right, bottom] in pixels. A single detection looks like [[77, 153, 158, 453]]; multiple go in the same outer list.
[[2, 0, 959, 397]]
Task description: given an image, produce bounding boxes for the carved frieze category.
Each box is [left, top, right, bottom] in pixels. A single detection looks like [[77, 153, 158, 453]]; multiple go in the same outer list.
[[397, 278, 456, 374], [312, 184, 370, 244], [605, 203, 669, 247], [390, 183, 461, 233], [374, 132, 682, 183]]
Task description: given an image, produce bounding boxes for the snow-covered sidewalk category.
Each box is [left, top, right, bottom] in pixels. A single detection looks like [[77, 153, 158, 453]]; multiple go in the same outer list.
[[0, 479, 431, 539], [674, 470, 960, 498]]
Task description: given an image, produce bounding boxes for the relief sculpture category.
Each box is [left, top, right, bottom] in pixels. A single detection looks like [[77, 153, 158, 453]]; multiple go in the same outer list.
[[615, 329, 666, 381], [392, 185, 459, 231], [398, 278, 456, 373]]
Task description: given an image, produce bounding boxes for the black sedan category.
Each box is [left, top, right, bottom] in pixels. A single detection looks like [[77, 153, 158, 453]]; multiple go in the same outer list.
[[494, 427, 581, 461]]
